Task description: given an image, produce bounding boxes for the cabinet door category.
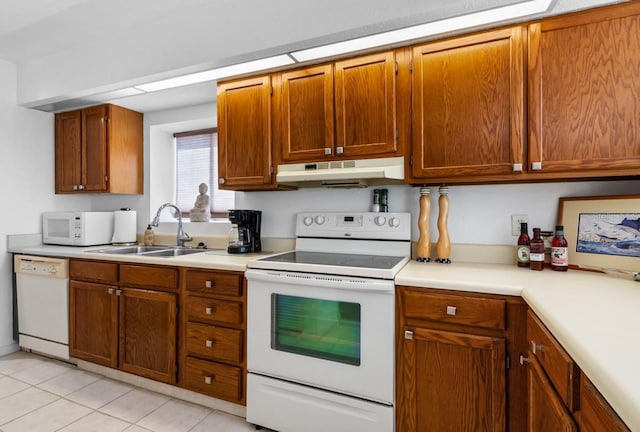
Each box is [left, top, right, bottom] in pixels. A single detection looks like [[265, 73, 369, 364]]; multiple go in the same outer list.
[[411, 27, 525, 181], [217, 76, 274, 190], [69, 280, 118, 367], [578, 373, 630, 432], [55, 110, 82, 193], [277, 65, 335, 162], [119, 288, 177, 384], [528, 356, 578, 432], [398, 327, 506, 432], [82, 105, 108, 192], [528, 3, 640, 176], [335, 51, 397, 158]]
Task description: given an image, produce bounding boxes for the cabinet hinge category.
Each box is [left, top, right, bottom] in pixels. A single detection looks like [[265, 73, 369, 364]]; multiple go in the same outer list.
[[395, 61, 399, 75], [270, 165, 274, 175], [270, 86, 273, 96], [506, 355, 510, 370], [409, 61, 413, 73], [104, 175, 108, 182], [395, 128, 399, 142], [410, 154, 414, 167]]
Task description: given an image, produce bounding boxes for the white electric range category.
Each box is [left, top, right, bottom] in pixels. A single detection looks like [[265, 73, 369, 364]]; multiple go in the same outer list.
[[245, 211, 411, 432]]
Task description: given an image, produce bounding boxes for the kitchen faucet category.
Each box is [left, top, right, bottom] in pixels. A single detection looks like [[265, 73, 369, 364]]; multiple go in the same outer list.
[[150, 203, 193, 247]]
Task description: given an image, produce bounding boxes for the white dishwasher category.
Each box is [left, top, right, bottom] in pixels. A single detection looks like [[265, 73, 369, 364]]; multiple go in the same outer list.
[[15, 255, 70, 360]]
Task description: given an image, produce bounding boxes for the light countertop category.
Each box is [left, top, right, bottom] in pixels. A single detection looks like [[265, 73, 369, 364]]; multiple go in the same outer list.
[[397, 260, 640, 431], [8, 244, 262, 272]]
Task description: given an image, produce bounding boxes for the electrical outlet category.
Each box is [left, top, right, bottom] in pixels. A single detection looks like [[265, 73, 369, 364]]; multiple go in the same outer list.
[[511, 214, 528, 236]]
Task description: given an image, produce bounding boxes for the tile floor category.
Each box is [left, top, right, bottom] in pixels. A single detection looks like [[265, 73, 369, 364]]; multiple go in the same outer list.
[[0, 351, 266, 432]]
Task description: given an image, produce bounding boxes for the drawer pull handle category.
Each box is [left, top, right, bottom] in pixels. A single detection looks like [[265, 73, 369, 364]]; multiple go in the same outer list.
[[108, 288, 115, 295], [205, 280, 213, 288], [531, 340, 545, 354], [446, 306, 457, 316], [519, 355, 531, 365], [204, 376, 213, 385], [205, 307, 213, 315], [404, 330, 414, 340], [206, 340, 214, 348]]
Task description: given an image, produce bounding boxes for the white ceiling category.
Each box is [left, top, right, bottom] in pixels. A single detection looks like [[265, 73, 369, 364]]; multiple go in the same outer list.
[[0, 0, 625, 113]]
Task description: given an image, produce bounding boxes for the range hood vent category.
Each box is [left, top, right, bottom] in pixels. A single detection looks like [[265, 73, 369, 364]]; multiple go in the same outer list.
[[276, 156, 404, 187]]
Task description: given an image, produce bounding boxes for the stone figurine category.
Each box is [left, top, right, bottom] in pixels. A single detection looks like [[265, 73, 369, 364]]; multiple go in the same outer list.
[[189, 182, 211, 222]]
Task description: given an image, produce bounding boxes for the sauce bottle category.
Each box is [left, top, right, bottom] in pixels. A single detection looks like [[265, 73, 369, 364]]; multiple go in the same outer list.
[[530, 228, 545, 271], [517, 222, 530, 267], [551, 225, 569, 271]]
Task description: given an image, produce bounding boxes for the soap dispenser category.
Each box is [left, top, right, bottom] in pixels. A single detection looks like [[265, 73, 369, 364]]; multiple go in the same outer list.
[[143, 224, 155, 246]]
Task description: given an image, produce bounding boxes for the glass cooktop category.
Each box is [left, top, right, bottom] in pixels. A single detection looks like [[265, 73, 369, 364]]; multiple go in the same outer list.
[[259, 251, 406, 270]]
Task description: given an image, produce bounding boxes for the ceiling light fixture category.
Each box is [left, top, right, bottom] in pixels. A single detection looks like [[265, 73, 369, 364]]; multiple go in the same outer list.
[[290, 0, 553, 62], [134, 54, 296, 92]]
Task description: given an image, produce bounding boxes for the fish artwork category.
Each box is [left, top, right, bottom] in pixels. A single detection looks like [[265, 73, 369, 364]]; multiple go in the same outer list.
[[577, 213, 640, 257]]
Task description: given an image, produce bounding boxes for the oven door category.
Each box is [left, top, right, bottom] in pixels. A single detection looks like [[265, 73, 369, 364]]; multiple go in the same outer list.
[[245, 269, 395, 404]]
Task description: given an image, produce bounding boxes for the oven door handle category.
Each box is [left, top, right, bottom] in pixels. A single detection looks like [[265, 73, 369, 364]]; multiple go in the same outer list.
[[245, 269, 394, 294]]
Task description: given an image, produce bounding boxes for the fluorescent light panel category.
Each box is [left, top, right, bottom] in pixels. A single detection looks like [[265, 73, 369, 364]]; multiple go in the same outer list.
[[131, 0, 552, 93], [134, 54, 295, 92], [290, 0, 553, 62]]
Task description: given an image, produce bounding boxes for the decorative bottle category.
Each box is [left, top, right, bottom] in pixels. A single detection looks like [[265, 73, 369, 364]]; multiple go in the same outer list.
[[435, 186, 451, 264], [517, 222, 530, 267], [551, 225, 569, 271], [416, 187, 431, 263], [530, 228, 545, 271]]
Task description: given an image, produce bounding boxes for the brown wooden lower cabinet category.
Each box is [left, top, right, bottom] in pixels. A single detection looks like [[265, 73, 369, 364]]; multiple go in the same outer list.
[[118, 288, 177, 384], [396, 285, 528, 432], [179, 268, 246, 405], [69, 259, 178, 385], [527, 310, 630, 432], [528, 355, 578, 432], [69, 280, 118, 368]]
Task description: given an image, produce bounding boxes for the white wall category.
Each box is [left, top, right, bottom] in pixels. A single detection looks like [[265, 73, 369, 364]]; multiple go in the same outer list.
[[236, 180, 640, 244], [0, 60, 91, 355]]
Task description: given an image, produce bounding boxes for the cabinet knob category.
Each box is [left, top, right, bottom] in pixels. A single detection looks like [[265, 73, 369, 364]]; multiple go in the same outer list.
[[79, 185, 85, 190], [205, 340, 214, 348], [205, 280, 213, 288], [519, 354, 531, 365], [531, 161, 543, 170], [73, 185, 78, 190], [324, 148, 332, 155], [205, 307, 213, 315], [404, 330, 414, 340], [531, 340, 545, 354], [512, 163, 523, 172], [204, 376, 213, 385], [336, 146, 344, 154], [108, 288, 115, 295], [219, 178, 225, 185], [115, 289, 122, 296], [446, 305, 457, 316]]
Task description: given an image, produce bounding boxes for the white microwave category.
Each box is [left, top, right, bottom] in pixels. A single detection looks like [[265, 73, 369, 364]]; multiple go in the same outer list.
[[43, 211, 114, 246]]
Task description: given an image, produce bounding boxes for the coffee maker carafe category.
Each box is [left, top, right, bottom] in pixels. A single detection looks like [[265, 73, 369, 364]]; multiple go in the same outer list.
[[227, 209, 262, 254]]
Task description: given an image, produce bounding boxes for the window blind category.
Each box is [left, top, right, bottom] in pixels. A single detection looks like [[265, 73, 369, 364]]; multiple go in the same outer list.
[[175, 129, 234, 216]]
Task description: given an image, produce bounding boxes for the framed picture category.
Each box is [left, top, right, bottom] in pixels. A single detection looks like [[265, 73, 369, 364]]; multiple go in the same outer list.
[[558, 195, 640, 272]]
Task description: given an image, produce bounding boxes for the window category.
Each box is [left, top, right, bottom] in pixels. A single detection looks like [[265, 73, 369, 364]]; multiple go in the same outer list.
[[174, 128, 234, 218]]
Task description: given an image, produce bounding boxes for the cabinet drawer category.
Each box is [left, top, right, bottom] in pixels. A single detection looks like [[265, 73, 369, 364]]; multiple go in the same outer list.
[[120, 264, 178, 290], [186, 296, 243, 326], [403, 290, 506, 330], [527, 311, 579, 412], [185, 270, 242, 297], [183, 356, 242, 402], [70, 260, 118, 283], [186, 322, 243, 363]]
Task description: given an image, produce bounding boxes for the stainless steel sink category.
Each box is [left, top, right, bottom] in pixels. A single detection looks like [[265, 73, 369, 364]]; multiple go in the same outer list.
[[93, 246, 168, 254], [140, 248, 208, 257], [91, 246, 210, 257]]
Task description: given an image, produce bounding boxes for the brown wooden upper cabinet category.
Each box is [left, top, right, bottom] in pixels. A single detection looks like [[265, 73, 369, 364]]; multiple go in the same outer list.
[[408, 26, 526, 184], [217, 76, 275, 190], [55, 104, 143, 194], [528, 2, 640, 177], [275, 51, 399, 164]]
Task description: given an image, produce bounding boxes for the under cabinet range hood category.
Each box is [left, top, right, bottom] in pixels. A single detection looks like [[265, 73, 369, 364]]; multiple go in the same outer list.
[[276, 156, 404, 188]]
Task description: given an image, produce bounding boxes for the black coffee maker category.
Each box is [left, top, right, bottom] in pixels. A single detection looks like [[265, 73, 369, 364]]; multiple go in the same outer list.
[[227, 209, 262, 254]]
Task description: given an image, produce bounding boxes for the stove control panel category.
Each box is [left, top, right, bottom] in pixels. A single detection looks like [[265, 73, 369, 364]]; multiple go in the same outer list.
[[296, 212, 411, 240]]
